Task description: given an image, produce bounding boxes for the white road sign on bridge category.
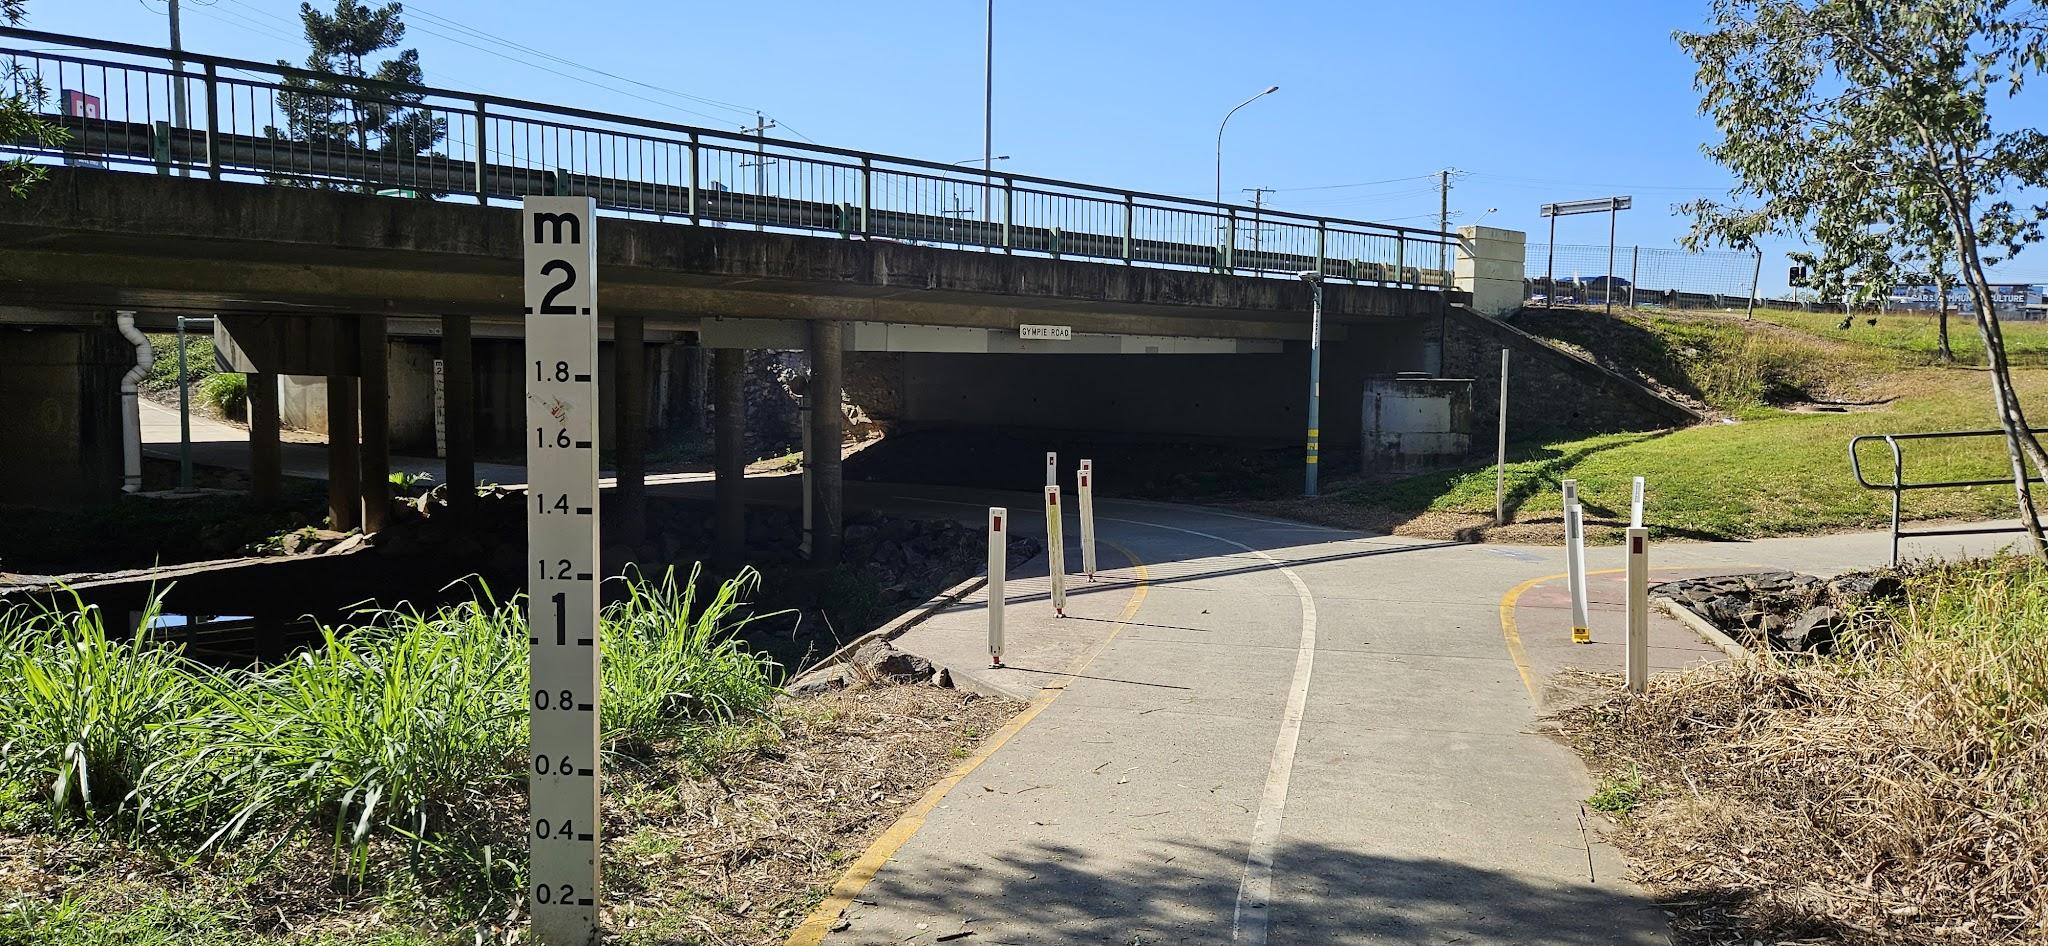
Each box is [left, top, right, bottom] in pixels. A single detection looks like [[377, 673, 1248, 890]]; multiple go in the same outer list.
[[523, 196, 602, 946]]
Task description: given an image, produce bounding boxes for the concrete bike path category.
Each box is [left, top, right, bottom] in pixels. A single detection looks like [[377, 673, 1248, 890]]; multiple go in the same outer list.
[[809, 497, 1684, 945]]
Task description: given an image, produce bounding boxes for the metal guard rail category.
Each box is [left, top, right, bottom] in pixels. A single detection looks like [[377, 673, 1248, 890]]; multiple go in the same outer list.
[[0, 28, 1461, 289], [1849, 428, 2048, 563]]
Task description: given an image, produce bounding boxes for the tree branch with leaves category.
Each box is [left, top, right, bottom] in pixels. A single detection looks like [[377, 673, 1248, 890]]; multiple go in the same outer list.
[[1679, 0, 2048, 557]]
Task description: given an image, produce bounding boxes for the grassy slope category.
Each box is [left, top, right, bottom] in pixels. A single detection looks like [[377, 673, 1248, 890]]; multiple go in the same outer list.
[[1303, 308, 2048, 540]]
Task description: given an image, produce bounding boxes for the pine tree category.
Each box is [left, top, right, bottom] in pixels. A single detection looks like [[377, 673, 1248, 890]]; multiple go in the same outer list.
[[273, 0, 443, 188]]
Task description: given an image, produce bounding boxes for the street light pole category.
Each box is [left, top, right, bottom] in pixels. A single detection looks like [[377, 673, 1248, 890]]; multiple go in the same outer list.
[[983, 0, 994, 229], [1298, 271, 1324, 497], [1215, 85, 1279, 256]]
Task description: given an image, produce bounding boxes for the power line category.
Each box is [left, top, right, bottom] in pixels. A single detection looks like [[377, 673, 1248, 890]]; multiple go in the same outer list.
[[1270, 172, 1440, 193], [400, 2, 759, 118]]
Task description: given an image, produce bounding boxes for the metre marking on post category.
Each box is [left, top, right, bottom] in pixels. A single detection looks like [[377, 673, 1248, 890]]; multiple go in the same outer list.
[[524, 196, 601, 946]]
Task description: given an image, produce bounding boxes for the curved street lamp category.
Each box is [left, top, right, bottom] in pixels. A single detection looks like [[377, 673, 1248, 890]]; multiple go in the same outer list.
[[1215, 85, 1280, 209]]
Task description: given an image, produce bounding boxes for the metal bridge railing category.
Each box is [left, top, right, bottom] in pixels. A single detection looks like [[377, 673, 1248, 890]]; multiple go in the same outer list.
[[1, 28, 1460, 290], [1849, 429, 2048, 564]]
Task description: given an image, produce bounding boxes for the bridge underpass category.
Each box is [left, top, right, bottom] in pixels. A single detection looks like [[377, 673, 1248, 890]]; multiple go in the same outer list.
[[0, 165, 1458, 565]]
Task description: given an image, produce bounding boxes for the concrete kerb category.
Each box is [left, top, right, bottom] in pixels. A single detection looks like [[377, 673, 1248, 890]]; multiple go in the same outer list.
[[786, 572, 990, 690], [1655, 595, 1756, 665]]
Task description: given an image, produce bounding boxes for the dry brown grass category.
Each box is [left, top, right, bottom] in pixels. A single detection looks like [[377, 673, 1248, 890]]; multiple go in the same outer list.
[[604, 685, 1018, 945], [1553, 557, 2048, 946]]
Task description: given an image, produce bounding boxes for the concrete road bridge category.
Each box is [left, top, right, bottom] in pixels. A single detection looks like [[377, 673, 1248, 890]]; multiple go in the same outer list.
[[0, 29, 1557, 562]]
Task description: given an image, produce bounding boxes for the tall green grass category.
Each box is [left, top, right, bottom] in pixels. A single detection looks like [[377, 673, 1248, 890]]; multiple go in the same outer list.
[[0, 569, 782, 880]]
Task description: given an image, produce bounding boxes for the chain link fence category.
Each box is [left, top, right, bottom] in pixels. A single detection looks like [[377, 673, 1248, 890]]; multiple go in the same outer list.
[[1526, 243, 1762, 309]]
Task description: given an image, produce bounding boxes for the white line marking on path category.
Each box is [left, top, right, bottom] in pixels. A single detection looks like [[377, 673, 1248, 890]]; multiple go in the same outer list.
[[1095, 514, 1318, 943]]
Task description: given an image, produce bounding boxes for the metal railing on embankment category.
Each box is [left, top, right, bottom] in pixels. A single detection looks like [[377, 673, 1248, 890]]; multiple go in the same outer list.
[[1, 28, 1457, 290], [1850, 428, 2048, 563]]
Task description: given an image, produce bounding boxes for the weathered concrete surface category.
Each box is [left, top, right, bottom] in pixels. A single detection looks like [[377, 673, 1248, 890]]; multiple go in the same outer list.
[[0, 168, 1459, 340], [0, 324, 128, 506], [1443, 306, 1702, 442]]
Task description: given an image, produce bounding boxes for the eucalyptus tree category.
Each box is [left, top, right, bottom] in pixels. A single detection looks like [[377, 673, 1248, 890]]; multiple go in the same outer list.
[[1678, 0, 2048, 556]]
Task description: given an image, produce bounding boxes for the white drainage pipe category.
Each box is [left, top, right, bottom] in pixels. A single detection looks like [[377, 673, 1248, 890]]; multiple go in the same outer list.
[[117, 310, 151, 493]]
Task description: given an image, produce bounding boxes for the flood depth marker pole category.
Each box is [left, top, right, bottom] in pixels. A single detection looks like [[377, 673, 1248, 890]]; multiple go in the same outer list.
[[988, 506, 1007, 667], [1625, 526, 1650, 693], [1044, 485, 1067, 617], [1630, 476, 1645, 529], [1078, 459, 1097, 580], [1045, 450, 1057, 487], [1563, 479, 1591, 644], [524, 196, 601, 946]]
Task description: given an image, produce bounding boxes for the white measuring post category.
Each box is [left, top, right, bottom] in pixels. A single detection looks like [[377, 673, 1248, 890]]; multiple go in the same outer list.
[[988, 506, 1007, 668], [1625, 525, 1650, 693], [1045, 450, 1057, 487], [1044, 485, 1067, 617], [1077, 458, 1097, 581], [1563, 479, 1591, 644], [1630, 475, 1645, 529], [523, 196, 601, 946]]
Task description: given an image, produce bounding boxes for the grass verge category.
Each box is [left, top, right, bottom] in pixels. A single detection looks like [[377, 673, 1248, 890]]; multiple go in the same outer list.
[[1243, 310, 2048, 542], [1552, 556, 2048, 945]]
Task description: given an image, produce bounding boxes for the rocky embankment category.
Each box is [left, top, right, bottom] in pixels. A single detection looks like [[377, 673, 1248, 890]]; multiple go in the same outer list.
[[1654, 570, 1905, 654]]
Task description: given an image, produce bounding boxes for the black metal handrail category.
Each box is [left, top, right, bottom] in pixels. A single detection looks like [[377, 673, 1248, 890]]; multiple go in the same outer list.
[[1, 28, 1464, 288], [1849, 428, 2048, 563]]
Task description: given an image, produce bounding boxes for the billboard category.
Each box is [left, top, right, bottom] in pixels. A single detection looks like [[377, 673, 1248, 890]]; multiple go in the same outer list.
[[1888, 283, 2043, 317], [60, 90, 104, 169]]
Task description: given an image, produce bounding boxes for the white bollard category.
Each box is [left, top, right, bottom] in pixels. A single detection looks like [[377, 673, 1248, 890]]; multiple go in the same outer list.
[[1044, 485, 1067, 617], [1045, 450, 1058, 487], [1631, 476, 1645, 529], [1563, 479, 1591, 644], [1625, 525, 1650, 693], [988, 507, 1007, 668], [1078, 460, 1097, 581]]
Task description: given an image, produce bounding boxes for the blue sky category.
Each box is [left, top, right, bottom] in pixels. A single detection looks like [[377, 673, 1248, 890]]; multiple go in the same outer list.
[[24, 0, 2048, 294]]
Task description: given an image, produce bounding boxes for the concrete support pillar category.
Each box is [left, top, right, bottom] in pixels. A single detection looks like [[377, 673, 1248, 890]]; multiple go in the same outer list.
[[685, 343, 710, 433], [248, 371, 282, 506], [808, 320, 844, 565], [712, 348, 746, 565], [326, 319, 362, 532], [358, 314, 392, 534], [441, 314, 476, 522], [615, 314, 649, 550]]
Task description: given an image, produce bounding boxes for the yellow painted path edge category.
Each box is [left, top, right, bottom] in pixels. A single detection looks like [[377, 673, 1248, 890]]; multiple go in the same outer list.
[[1497, 567, 1624, 706], [784, 542, 1151, 946]]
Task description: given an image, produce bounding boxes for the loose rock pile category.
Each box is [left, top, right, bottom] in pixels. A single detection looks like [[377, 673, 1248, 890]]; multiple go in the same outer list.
[[1653, 570, 1904, 654]]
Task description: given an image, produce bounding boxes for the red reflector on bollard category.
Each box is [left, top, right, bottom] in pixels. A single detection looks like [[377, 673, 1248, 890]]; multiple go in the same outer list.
[[1631, 536, 1644, 554]]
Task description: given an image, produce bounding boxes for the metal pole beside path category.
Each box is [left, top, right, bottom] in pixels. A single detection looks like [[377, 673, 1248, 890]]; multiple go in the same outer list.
[[1045, 450, 1057, 487], [1631, 476, 1645, 529], [1625, 526, 1650, 693], [1494, 348, 1508, 526], [1044, 486, 1067, 618], [988, 506, 1006, 667], [177, 316, 192, 488], [1078, 459, 1097, 580], [1301, 272, 1324, 496]]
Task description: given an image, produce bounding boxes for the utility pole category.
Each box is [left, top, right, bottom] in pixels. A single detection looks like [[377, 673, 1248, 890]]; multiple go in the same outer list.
[[165, 0, 190, 175], [1438, 168, 1452, 283], [741, 111, 778, 232], [1242, 186, 1276, 262]]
